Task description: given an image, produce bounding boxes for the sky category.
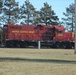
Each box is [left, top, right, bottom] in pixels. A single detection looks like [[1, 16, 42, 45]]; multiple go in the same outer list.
[[16, 0, 74, 21]]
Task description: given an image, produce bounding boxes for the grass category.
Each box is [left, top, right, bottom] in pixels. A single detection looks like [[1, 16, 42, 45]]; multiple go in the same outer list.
[[0, 48, 76, 75]]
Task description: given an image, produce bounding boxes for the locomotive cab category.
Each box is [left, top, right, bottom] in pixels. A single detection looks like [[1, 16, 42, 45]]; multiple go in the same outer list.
[[53, 26, 74, 49]]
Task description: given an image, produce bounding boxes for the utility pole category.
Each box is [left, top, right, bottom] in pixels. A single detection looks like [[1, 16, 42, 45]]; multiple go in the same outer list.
[[38, 29, 41, 49], [38, 41, 40, 49], [74, 0, 76, 54], [26, 0, 29, 25]]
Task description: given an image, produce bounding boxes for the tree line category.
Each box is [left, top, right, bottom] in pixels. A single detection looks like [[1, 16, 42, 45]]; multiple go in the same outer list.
[[0, 0, 75, 32], [0, 0, 59, 25]]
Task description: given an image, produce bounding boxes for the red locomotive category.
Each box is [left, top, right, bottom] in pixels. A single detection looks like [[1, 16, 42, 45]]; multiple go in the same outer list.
[[3, 24, 74, 48]]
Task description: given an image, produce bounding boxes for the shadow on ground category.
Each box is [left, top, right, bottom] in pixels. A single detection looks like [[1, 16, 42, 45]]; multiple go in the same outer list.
[[0, 57, 76, 64]]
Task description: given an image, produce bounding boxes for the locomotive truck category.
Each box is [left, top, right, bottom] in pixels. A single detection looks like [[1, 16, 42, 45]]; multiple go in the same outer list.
[[3, 24, 74, 48]]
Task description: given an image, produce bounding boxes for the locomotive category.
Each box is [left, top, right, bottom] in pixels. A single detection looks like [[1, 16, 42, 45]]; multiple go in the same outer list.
[[3, 24, 74, 48]]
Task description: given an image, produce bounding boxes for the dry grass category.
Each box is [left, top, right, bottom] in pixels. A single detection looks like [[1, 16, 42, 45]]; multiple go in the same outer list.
[[0, 48, 76, 75]]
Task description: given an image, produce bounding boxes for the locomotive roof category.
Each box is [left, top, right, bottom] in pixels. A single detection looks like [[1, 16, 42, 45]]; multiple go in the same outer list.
[[4, 24, 65, 31], [54, 26, 65, 31]]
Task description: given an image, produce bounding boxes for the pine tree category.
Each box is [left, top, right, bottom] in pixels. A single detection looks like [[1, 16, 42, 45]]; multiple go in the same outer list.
[[20, 0, 39, 25], [62, 3, 75, 31], [39, 2, 59, 26], [1, 0, 19, 24]]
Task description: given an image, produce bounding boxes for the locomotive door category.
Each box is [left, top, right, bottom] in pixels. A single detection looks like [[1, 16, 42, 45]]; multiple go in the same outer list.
[[26, 35, 29, 40]]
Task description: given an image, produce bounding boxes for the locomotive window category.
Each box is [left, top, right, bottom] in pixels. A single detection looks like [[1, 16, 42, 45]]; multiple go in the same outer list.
[[36, 25, 44, 30], [58, 30, 62, 33], [4, 25, 8, 29]]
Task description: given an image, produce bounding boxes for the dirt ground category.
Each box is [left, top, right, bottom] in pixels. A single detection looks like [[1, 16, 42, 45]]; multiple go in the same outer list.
[[0, 48, 76, 75]]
